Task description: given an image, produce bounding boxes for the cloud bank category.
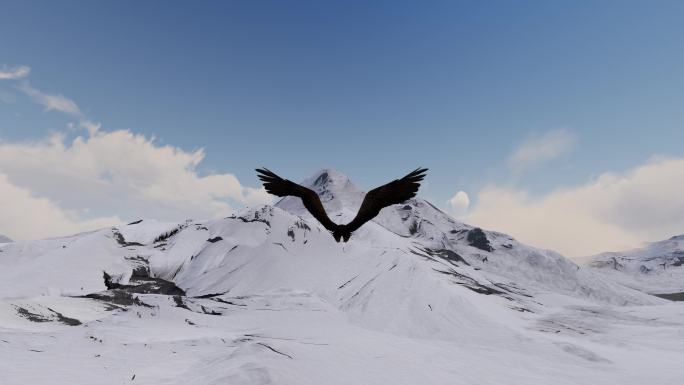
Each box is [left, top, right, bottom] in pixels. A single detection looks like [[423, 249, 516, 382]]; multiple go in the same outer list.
[[0, 65, 272, 240], [0, 130, 272, 240], [465, 157, 684, 258], [0, 173, 120, 240]]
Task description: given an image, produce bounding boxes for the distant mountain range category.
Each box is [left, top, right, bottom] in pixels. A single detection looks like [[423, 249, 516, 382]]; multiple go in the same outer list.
[[0, 169, 681, 385], [586, 235, 684, 296]]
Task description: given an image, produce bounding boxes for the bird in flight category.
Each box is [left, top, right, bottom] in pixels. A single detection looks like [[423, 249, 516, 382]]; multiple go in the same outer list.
[[256, 168, 428, 242]]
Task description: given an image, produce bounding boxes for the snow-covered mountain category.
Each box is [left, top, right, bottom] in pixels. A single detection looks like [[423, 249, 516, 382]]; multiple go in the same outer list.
[[1, 169, 682, 385], [0, 234, 12, 243], [586, 235, 684, 296]]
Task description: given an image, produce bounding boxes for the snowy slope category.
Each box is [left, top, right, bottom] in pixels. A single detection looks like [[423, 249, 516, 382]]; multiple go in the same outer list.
[[586, 235, 684, 294], [117, 219, 185, 246], [1, 169, 682, 385], [276, 169, 658, 307]]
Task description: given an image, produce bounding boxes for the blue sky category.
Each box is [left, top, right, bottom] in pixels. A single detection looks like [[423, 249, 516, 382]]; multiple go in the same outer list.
[[1, 0, 684, 256]]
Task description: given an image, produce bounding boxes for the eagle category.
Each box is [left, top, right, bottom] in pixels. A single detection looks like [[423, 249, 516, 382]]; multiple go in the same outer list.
[[256, 168, 428, 242]]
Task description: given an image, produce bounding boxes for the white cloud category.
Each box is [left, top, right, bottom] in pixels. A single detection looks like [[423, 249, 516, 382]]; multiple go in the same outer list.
[[17, 82, 99, 134], [447, 191, 470, 217], [0, 65, 30, 80], [1, 75, 271, 240], [0, 129, 273, 240], [79, 120, 101, 136], [0, 173, 121, 240], [18, 82, 82, 116], [508, 129, 576, 172], [464, 157, 684, 258]]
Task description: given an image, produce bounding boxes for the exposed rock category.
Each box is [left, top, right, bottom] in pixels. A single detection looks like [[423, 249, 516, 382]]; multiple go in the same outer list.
[[14, 306, 81, 326], [113, 231, 144, 247], [102, 269, 185, 296], [467, 228, 493, 252]]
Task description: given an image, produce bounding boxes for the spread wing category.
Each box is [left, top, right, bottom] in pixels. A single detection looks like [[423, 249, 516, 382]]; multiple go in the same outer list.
[[256, 168, 339, 232], [345, 168, 428, 233]]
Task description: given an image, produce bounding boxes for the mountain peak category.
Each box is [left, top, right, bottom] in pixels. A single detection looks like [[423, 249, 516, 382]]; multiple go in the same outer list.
[[275, 168, 364, 216], [300, 168, 359, 195]]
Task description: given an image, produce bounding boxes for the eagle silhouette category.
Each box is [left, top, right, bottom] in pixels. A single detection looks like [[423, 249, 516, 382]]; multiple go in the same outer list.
[[256, 168, 428, 242]]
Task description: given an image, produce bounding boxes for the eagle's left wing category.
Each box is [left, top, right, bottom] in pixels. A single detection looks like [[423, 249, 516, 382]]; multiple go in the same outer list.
[[256, 168, 339, 232]]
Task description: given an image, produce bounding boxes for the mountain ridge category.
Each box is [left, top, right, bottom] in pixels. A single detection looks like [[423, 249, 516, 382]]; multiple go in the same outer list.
[[1, 169, 681, 385], [587, 234, 684, 294]]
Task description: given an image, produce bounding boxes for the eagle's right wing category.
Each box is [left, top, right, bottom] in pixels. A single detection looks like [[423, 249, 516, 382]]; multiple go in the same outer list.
[[345, 168, 427, 233], [256, 168, 339, 232]]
